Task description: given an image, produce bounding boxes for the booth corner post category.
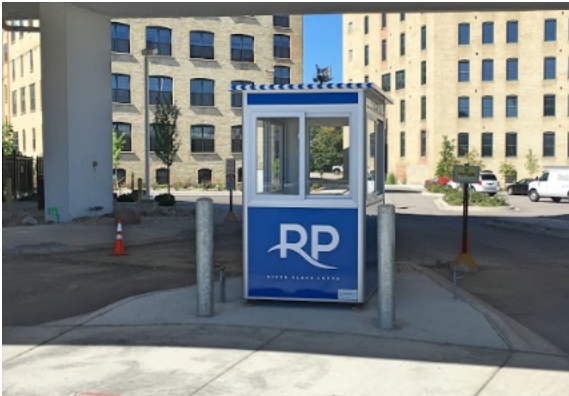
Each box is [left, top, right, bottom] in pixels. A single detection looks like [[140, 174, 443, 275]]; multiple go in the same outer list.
[[196, 197, 215, 317], [378, 204, 396, 330]]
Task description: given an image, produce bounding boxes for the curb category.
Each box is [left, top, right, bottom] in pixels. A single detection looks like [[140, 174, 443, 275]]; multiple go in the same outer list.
[[434, 197, 515, 212], [407, 262, 567, 357]]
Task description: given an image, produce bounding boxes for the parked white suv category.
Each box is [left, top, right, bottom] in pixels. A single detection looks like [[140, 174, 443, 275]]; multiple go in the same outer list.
[[470, 171, 499, 196], [528, 167, 569, 203]]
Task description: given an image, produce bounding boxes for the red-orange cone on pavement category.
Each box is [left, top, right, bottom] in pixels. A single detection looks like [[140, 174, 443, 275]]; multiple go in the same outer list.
[[111, 220, 127, 255]]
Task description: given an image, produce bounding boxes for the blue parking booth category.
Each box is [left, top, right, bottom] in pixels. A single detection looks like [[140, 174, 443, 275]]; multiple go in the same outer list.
[[232, 83, 392, 303]]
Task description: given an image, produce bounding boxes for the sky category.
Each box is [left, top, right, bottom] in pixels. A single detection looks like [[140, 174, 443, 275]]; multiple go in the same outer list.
[[303, 15, 343, 83]]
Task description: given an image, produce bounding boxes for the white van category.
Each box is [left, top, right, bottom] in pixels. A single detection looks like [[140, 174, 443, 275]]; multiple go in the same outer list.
[[528, 166, 569, 203]]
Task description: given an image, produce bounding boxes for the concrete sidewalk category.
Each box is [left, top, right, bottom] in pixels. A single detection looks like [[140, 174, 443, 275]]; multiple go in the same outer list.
[[3, 273, 568, 395]]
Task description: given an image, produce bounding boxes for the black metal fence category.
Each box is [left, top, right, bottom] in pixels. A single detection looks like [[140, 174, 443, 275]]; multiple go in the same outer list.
[[2, 153, 35, 198]]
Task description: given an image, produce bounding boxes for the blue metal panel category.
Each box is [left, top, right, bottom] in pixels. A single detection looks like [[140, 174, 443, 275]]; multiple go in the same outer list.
[[247, 207, 359, 301], [247, 92, 359, 106]]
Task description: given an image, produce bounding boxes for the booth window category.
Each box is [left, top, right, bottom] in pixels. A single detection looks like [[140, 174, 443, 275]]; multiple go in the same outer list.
[[146, 27, 172, 56], [307, 117, 350, 196], [231, 125, 243, 153], [190, 31, 214, 60], [257, 117, 300, 195], [191, 124, 215, 153]]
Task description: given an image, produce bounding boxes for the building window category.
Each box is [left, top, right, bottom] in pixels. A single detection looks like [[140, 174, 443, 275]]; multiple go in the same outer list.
[[400, 100, 405, 122], [273, 15, 290, 28], [507, 21, 518, 43], [23, 129, 26, 151], [111, 22, 130, 53], [482, 22, 494, 44], [457, 133, 469, 157], [458, 96, 469, 118], [13, 132, 18, 152], [20, 55, 24, 76], [146, 26, 172, 56], [12, 91, 17, 116], [381, 39, 387, 61], [115, 168, 126, 187], [348, 49, 353, 62], [506, 95, 518, 117], [29, 50, 34, 72], [395, 70, 405, 90], [458, 23, 470, 45], [400, 33, 405, 56], [543, 132, 555, 157], [506, 58, 518, 80], [421, 61, 426, 85], [149, 76, 173, 105], [544, 19, 556, 41], [198, 168, 212, 184], [150, 124, 157, 151], [421, 26, 427, 50], [364, 15, 369, 34], [482, 96, 493, 118], [11, 60, 15, 81], [20, 87, 26, 114], [481, 133, 493, 157], [190, 31, 214, 59], [274, 66, 290, 85], [382, 12, 387, 29], [112, 74, 131, 103], [274, 34, 290, 59], [231, 80, 252, 108], [30, 83, 36, 112], [544, 57, 556, 79], [19, 20, 24, 38], [458, 60, 469, 82], [420, 131, 426, 157], [113, 122, 132, 152], [3, 44, 7, 64], [381, 73, 391, 92], [231, 34, 254, 62], [364, 45, 369, 66], [191, 125, 215, 153], [190, 78, 214, 107], [364, 75, 369, 83], [231, 125, 243, 153], [544, 94, 555, 116], [347, 22, 353, 34], [400, 132, 406, 157], [400, 12, 406, 21], [156, 168, 168, 185], [482, 59, 494, 81], [506, 132, 517, 157], [421, 96, 426, 120], [32, 128, 36, 152], [238, 167, 243, 183]]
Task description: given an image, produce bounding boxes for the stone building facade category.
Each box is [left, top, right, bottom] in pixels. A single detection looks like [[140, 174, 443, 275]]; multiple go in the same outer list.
[[344, 11, 568, 184]]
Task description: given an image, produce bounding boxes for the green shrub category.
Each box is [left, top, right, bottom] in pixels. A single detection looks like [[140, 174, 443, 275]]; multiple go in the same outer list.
[[117, 193, 136, 202], [443, 189, 508, 207], [154, 193, 176, 206], [386, 172, 397, 185], [310, 183, 322, 191], [427, 183, 452, 194]]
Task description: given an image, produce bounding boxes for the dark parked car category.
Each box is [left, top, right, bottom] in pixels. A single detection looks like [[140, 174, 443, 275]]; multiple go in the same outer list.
[[506, 178, 534, 195]]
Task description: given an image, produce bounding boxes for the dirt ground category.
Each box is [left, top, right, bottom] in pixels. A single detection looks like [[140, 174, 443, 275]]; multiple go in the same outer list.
[[2, 222, 242, 326]]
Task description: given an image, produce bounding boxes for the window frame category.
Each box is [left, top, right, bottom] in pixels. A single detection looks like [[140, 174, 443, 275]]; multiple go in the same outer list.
[[544, 18, 557, 42], [364, 15, 369, 34], [482, 59, 494, 81], [381, 73, 391, 92], [400, 131, 406, 157], [482, 21, 494, 44], [400, 33, 405, 56], [231, 80, 252, 108], [543, 132, 555, 157], [544, 57, 556, 80], [29, 83, 36, 112], [113, 122, 133, 152], [420, 131, 427, 158], [273, 15, 290, 28], [458, 23, 470, 45], [191, 124, 215, 153], [458, 60, 470, 82], [111, 22, 130, 54], [421, 96, 426, 120], [506, 58, 518, 81], [190, 78, 215, 107], [231, 125, 243, 153], [421, 61, 427, 85], [506, 21, 518, 43], [506, 95, 518, 118], [543, 94, 555, 117], [381, 39, 387, 61], [421, 25, 427, 50], [274, 34, 291, 59], [231, 34, 255, 62], [482, 95, 493, 118], [505, 132, 518, 157], [149, 75, 173, 105], [274, 66, 291, 85], [146, 26, 172, 56], [364, 45, 369, 66], [481, 132, 493, 157], [112, 73, 131, 104], [457, 132, 469, 157], [395, 70, 405, 90], [458, 96, 469, 118], [400, 99, 406, 122], [190, 31, 215, 60]]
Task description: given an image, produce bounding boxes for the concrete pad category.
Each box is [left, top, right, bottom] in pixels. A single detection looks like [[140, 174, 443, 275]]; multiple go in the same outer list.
[[82, 273, 508, 350], [2, 326, 74, 362], [478, 352, 569, 396], [2, 325, 281, 396], [194, 330, 510, 396]]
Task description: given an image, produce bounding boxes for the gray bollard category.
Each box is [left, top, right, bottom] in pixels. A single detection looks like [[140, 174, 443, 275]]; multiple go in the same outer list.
[[378, 204, 396, 330], [196, 198, 214, 317]]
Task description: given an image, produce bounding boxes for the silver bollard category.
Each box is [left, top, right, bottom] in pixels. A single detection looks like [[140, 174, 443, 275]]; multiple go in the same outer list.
[[378, 204, 396, 330], [219, 266, 226, 303], [196, 198, 214, 317]]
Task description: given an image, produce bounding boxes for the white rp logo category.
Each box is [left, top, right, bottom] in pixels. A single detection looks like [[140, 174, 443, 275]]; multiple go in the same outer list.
[[267, 224, 340, 270]]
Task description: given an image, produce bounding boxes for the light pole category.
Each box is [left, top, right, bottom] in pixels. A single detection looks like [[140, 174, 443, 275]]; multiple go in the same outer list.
[[142, 48, 158, 199]]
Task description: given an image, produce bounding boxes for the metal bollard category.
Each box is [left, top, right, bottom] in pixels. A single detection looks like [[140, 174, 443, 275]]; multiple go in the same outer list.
[[137, 178, 143, 204], [219, 266, 226, 303], [196, 198, 214, 316], [378, 204, 396, 330]]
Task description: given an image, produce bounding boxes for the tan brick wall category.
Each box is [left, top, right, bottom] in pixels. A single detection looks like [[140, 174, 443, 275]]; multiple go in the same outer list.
[[344, 11, 569, 185], [112, 16, 303, 187]]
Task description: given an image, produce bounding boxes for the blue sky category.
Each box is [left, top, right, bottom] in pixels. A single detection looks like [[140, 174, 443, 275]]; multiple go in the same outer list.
[[303, 15, 343, 83]]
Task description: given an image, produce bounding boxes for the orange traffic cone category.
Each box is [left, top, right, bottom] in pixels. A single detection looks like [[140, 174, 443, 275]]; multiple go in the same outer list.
[[111, 220, 127, 255]]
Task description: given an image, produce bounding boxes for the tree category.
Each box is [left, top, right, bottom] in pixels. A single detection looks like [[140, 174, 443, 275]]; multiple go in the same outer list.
[[309, 126, 343, 172], [499, 161, 517, 184], [435, 136, 457, 178], [152, 101, 181, 195], [3, 121, 15, 156], [112, 129, 126, 189], [525, 149, 540, 177], [459, 149, 484, 168]]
